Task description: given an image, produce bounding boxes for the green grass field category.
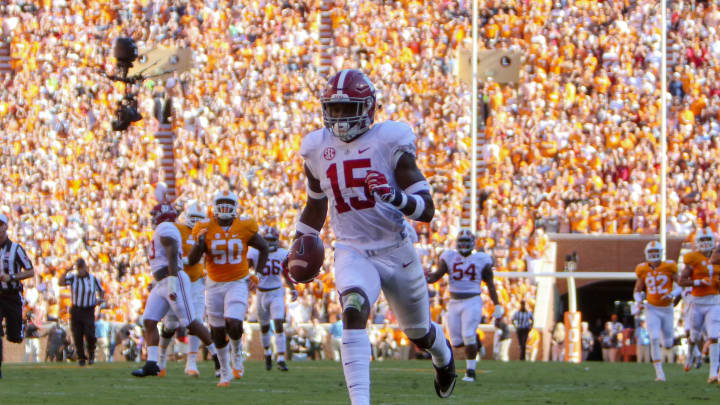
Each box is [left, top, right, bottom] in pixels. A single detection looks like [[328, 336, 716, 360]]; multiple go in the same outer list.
[[2, 360, 720, 404]]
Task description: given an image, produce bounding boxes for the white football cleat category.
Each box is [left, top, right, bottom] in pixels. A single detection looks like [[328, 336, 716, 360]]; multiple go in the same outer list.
[[232, 352, 245, 379], [217, 367, 233, 387]]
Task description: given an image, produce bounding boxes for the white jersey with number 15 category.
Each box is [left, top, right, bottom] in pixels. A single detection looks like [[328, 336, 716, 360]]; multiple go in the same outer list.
[[301, 121, 423, 251]]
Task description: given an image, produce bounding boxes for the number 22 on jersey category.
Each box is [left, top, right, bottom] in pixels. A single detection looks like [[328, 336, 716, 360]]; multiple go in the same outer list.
[[326, 159, 375, 213]]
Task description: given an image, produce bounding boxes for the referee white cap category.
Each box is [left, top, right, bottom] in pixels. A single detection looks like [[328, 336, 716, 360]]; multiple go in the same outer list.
[[0, 213, 7, 225]]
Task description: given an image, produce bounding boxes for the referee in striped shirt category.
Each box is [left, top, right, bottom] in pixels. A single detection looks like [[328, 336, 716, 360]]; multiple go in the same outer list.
[[0, 213, 34, 378], [511, 300, 534, 361], [61, 258, 104, 366]]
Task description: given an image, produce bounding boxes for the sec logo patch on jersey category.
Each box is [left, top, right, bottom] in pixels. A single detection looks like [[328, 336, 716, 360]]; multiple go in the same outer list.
[[324, 147, 336, 160]]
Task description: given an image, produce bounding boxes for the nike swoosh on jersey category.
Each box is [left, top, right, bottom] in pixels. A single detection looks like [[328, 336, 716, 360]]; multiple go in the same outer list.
[[402, 261, 413, 268], [358, 147, 370, 154]]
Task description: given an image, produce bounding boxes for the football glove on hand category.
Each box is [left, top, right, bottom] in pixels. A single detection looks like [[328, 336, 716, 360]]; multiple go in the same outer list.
[[290, 289, 298, 302], [493, 305, 505, 319], [365, 170, 395, 203]]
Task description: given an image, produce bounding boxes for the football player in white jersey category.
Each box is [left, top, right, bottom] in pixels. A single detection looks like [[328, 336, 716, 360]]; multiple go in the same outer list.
[[132, 201, 218, 378], [157, 201, 221, 377], [248, 226, 298, 372], [288, 69, 456, 405], [426, 229, 503, 383]]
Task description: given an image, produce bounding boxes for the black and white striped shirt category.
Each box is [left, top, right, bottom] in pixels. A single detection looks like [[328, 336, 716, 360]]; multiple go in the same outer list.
[[65, 272, 104, 308], [0, 239, 33, 292], [512, 309, 534, 330]]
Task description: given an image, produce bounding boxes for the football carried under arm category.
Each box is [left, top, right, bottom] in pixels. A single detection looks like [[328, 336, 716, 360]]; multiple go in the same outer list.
[[426, 259, 449, 284], [365, 152, 434, 222]]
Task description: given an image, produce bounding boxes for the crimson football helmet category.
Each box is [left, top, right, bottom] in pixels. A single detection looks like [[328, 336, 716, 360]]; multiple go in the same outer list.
[[457, 229, 475, 256], [321, 69, 376, 142], [262, 226, 281, 252], [151, 203, 178, 226]]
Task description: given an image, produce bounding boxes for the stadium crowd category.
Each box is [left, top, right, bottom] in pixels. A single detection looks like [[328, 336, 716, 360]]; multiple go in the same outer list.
[[0, 0, 716, 360]]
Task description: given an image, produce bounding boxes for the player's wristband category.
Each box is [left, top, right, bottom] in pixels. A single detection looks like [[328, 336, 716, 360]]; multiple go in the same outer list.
[[295, 221, 320, 236], [633, 291, 644, 302], [307, 184, 326, 200], [408, 194, 425, 220], [388, 189, 408, 209], [694, 279, 704, 287]]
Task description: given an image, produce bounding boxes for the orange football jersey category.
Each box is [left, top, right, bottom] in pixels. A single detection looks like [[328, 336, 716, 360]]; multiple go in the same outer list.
[[635, 261, 677, 306], [192, 216, 259, 282], [683, 251, 720, 297], [176, 223, 204, 282]]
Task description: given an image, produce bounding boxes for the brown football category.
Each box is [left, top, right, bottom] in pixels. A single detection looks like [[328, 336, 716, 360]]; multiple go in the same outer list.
[[287, 234, 325, 283]]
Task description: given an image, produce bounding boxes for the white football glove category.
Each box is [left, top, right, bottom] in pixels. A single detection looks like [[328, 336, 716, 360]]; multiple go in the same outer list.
[[493, 305, 505, 319]]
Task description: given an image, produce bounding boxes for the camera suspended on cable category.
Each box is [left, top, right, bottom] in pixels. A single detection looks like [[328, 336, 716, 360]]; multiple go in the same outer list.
[[109, 38, 142, 132], [101, 37, 194, 131]]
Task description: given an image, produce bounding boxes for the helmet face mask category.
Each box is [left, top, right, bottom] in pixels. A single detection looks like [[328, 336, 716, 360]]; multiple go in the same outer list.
[[321, 69, 376, 143], [214, 191, 238, 221], [456, 229, 475, 256], [184, 201, 206, 228], [214, 199, 236, 220], [186, 214, 205, 228], [644, 241, 663, 264], [696, 228, 716, 254]]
